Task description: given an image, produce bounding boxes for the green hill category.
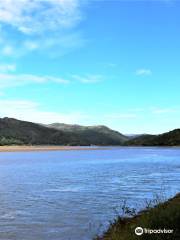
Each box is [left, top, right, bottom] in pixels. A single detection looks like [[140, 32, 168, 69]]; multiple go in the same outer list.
[[126, 129, 180, 146], [1, 117, 180, 146], [0, 117, 128, 146], [47, 123, 128, 144]]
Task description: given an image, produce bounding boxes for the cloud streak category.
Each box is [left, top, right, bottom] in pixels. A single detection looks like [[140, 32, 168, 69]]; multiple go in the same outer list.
[[151, 107, 179, 114], [0, 73, 69, 88], [135, 68, 152, 76], [72, 74, 104, 83], [0, 63, 16, 72]]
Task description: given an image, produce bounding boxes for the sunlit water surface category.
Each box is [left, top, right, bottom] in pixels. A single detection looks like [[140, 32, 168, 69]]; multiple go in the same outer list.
[[0, 147, 180, 240]]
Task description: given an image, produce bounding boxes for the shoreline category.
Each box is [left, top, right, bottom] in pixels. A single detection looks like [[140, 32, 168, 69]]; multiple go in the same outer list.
[[0, 145, 110, 152], [96, 193, 180, 240], [0, 145, 180, 153]]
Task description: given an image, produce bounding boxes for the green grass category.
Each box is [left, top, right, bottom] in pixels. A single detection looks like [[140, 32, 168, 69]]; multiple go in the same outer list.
[[95, 193, 180, 240]]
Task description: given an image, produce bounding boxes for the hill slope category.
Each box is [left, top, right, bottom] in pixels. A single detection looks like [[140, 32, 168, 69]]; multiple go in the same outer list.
[[0, 117, 128, 146], [47, 123, 128, 143], [96, 193, 180, 240], [126, 129, 180, 146]]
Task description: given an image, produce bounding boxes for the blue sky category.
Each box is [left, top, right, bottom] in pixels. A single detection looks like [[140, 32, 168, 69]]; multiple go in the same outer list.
[[0, 0, 180, 134]]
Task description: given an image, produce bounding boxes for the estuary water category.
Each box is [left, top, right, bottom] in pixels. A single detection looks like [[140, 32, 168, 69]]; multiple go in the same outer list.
[[0, 147, 179, 240]]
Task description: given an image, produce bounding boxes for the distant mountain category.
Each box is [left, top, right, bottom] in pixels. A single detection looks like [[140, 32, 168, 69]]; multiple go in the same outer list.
[[125, 134, 156, 145], [126, 129, 180, 146], [46, 123, 129, 144], [0, 117, 128, 146], [47, 123, 90, 131], [1, 117, 180, 146], [125, 134, 145, 139]]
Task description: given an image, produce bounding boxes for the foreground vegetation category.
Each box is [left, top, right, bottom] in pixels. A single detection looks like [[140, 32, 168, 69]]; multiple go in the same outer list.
[[96, 193, 180, 240]]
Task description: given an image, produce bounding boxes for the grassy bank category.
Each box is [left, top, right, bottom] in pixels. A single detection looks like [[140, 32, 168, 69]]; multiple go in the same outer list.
[[95, 193, 180, 240]]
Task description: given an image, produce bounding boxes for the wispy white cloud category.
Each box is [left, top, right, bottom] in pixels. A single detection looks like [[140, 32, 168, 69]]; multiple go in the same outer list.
[[0, 63, 16, 72], [135, 68, 152, 76], [0, 99, 89, 124], [107, 63, 117, 68], [0, 0, 82, 35], [151, 107, 179, 114], [0, 98, 139, 130], [101, 62, 118, 68], [0, 73, 69, 88], [1, 45, 15, 56], [0, 100, 39, 110], [72, 74, 104, 83], [0, 0, 86, 57], [0, 70, 105, 88], [23, 41, 39, 51]]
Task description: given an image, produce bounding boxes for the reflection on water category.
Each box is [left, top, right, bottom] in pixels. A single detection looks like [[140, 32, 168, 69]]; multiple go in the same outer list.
[[0, 147, 180, 240]]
